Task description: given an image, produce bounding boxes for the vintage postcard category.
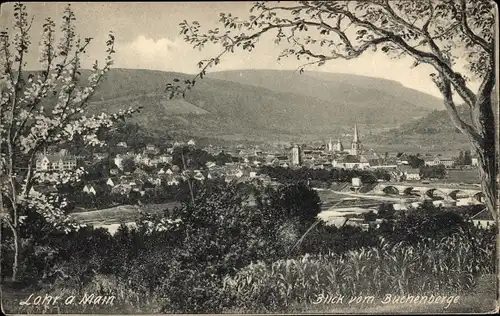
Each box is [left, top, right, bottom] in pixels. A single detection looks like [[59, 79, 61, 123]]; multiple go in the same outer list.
[[0, 0, 498, 314]]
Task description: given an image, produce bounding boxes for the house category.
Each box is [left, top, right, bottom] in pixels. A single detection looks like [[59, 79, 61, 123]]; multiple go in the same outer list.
[[171, 165, 181, 173], [114, 155, 124, 170], [36, 153, 77, 171], [134, 153, 151, 166], [193, 172, 206, 181], [187, 139, 196, 146], [83, 184, 96, 195], [173, 141, 184, 147], [396, 153, 409, 165], [405, 168, 421, 181], [333, 155, 370, 169], [131, 179, 145, 190], [111, 184, 129, 195], [225, 175, 237, 183], [205, 161, 217, 169], [471, 156, 479, 167], [252, 160, 262, 167], [93, 152, 109, 161], [236, 175, 251, 183], [424, 156, 455, 168], [159, 155, 173, 164], [117, 142, 128, 148], [106, 177, 118, 187], [144, 144, 159, 154], [471, 208, 495, 229], [166, 174, 180, 186], [151, 177, 162, 186], [30, 184, 58, 195], [133, 167, 149, 178], [229, 168, 244, 178], [312, 163, 325, 170]]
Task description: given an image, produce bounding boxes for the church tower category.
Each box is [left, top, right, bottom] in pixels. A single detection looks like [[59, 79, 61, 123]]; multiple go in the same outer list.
[[351, 124, 361, 156], [328, 138, 334, 152], [335, 138, 344, 152], [291, 144, 302, 166]]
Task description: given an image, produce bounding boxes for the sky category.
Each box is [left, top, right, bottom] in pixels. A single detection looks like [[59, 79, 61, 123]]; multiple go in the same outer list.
[[0, 1, 481, 100]]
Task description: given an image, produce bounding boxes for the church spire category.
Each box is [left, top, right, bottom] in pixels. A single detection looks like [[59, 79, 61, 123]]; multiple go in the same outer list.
[[351, 123, 361, 155]]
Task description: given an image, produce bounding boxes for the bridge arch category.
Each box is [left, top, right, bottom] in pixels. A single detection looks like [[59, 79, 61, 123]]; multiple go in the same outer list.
[[448, 189, 472, 200], [383, 186, 400, 195], [473, 192, 485, 203], [425, 188, 447, 200], [402, 187, 415, 196]]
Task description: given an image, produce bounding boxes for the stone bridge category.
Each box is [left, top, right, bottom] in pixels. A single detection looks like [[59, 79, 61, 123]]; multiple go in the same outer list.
[[372, 183, 484, 203]]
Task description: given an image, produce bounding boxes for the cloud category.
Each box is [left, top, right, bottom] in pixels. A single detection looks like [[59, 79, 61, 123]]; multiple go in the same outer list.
[[128, 36, 178, 56], [114, 35, 195, 72]]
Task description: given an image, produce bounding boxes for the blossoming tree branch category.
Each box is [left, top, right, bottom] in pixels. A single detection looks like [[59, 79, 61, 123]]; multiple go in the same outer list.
[[0, 3, 139, 281]]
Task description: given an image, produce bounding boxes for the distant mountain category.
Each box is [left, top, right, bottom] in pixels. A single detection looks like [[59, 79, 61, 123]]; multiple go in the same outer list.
[[365, 106, 471, 153], [77, 68, 443, 141], [208, 69, 444, 110]]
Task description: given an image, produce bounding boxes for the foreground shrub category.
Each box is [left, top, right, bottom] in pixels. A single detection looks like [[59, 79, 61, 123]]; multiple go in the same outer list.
[[222, 233, 495, 313]]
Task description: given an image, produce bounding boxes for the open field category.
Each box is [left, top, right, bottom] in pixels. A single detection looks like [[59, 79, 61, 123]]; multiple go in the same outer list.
[[70, 202, 181, 226], [446, 169, 481, 184]]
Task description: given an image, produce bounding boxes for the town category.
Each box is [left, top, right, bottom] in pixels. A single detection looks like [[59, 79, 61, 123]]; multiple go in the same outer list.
[[32, 123, 489, 233]]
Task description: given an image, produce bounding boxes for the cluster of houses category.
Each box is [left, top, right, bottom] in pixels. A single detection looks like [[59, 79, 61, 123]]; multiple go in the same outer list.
[[285, 125, 470, 174], [33, 130, 480, 198], [35, 140, 281, 198]]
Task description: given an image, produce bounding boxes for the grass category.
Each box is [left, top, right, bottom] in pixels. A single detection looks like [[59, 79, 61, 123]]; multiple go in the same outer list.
[[222, 235, 495, 313]]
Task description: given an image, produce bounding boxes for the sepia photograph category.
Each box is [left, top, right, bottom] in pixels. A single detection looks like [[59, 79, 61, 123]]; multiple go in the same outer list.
[[0, 0, 498, 314]]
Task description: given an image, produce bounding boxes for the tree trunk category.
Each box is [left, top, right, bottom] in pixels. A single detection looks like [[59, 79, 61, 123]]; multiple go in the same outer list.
[[8, 225, 19, 282], [471, 90, 497, 223], [474, 144, 497, 222], [13, 229, 18, 281]]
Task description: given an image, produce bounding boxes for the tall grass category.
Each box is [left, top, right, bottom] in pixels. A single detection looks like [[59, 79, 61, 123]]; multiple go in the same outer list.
[[222, 233, 495, 313]]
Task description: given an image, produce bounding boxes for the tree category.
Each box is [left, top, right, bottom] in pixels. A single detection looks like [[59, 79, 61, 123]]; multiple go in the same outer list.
[[464, 149, 472, 165], [172, 146, 215, 170], [363, 210, 377, 222], [121, 157, 136, 173], [408, 155, 425, 168], [265, 182, 321, 227], [421, 164, 447, 179], [456, 150, 465, 165], [377, 203, 395, 220], [169, 0, 497, 221], [214, 151, 232, 166], [0, 3, 138, 281]]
